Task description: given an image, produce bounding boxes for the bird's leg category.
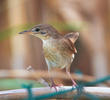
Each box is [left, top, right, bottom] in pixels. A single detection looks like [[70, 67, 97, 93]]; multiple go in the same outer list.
[[66, 67, 77, 87], [50, 77, 58, 91], [66, 67, 83, 96], [48, 69, 57, 90], [48, 70, 63, 91], [50, 77, 64, 91]]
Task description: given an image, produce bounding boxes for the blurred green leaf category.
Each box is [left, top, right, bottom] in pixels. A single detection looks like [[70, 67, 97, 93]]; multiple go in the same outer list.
[[50, 21, 84, 32], [0, 24, 34, 41], [0, 79, 44, 90]]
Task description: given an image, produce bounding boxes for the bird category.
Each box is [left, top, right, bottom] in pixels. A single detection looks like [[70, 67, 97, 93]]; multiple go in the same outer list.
[[19, 24, 79, 88]]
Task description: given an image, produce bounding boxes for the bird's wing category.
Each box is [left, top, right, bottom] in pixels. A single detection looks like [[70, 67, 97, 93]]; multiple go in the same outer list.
[[64, 32, 79, 54]]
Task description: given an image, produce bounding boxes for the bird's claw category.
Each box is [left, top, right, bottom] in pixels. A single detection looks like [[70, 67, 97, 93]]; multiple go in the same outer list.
[[74, 84, 84, 96], [50, 83, 64, 91]]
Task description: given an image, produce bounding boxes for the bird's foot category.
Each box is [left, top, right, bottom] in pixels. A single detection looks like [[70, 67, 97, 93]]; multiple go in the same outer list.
[[71, 79, 77, 88], [72, 84, 77, 89], [72, 82, 83, 97], [71, 81, 83, 96], [50, 83, 63, 91]]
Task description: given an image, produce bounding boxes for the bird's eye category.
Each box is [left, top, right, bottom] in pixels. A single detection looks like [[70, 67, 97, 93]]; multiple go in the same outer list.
[[35, 28, 40, 32], [32, 28, 40, 32]]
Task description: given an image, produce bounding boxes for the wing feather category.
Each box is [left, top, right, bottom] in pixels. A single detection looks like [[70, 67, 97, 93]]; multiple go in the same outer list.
[[64, 32, 79, 54]]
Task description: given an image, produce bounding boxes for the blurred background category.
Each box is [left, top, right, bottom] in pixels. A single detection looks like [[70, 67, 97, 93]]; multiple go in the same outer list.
[[0, 0, 110, 89]]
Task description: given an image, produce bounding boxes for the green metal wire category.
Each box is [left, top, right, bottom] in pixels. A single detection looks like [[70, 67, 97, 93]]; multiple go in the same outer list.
[[23, 74, 110, 100], [22, 84, 34, 100], [84, 75, 110, 86], [34, 87, 75, 100]]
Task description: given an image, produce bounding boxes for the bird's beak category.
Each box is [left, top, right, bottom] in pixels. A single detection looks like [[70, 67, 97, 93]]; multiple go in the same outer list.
[[18, 30, 33, 35], [19, 30, 28, 34]]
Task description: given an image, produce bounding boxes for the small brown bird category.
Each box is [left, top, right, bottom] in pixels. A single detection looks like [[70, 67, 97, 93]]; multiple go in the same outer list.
[[19, 24, 79, 88]]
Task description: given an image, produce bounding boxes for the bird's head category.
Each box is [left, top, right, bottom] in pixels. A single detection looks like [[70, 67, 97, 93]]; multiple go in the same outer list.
[[19, 24, 61, 40]]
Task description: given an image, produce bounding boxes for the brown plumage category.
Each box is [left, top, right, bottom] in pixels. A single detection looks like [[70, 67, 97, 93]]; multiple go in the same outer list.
[[19, 24, 79, 87]]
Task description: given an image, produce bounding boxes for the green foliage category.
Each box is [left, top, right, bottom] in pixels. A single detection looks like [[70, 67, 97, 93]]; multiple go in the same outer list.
[[0, 24, 34, 41], [0, 79, 44, 90], [51, 22, 83, 32]]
